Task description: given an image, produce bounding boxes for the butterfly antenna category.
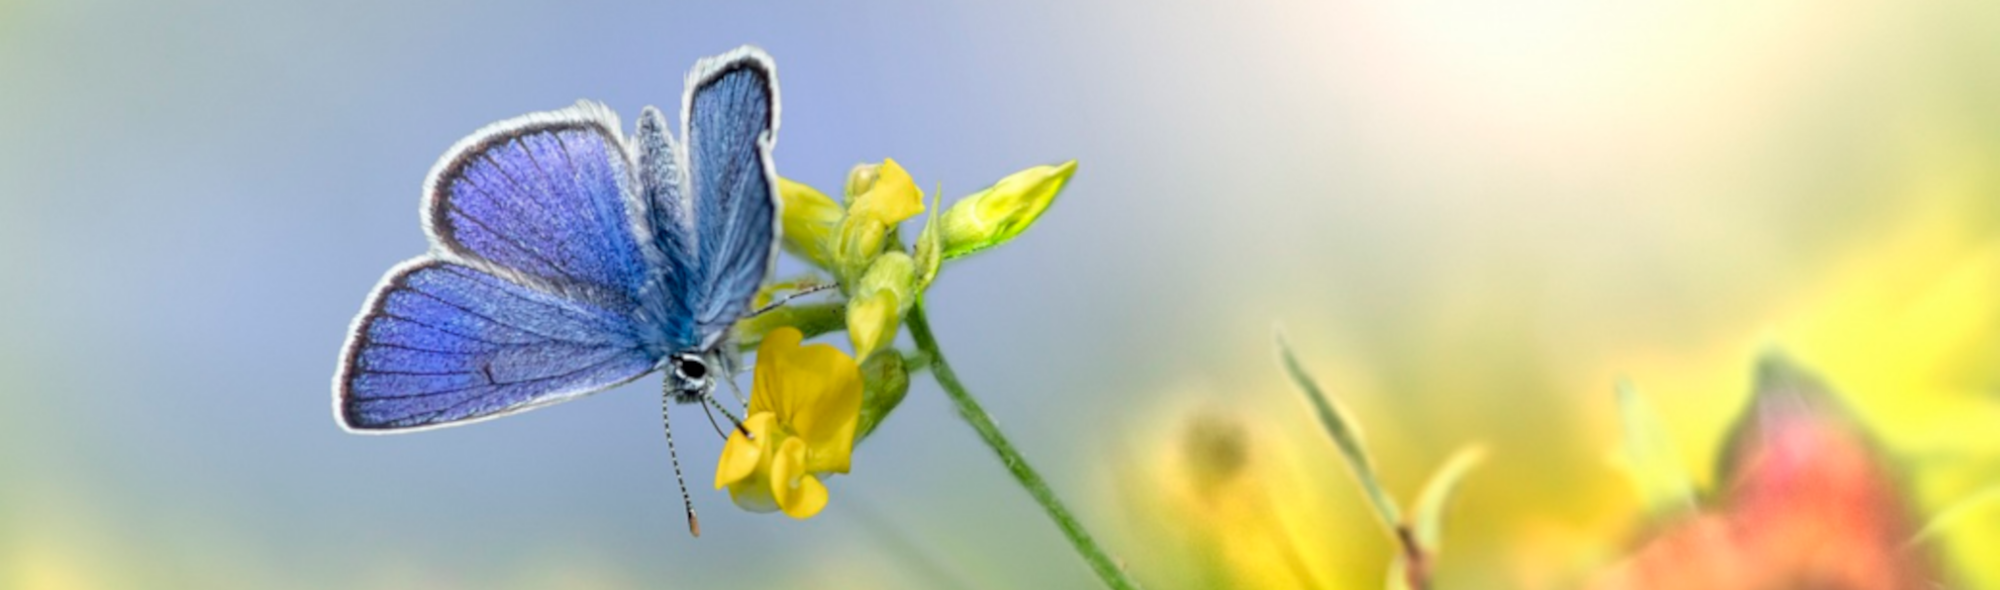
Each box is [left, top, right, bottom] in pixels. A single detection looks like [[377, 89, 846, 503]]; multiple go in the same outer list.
[[660, 387, 700, 537], [748, 282, 837, 317]]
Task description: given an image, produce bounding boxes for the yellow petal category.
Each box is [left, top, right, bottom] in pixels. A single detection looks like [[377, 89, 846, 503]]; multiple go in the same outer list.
[[751, 327, 807, 416], [724, 450, 781, 513], [784, 475, 830, 520], [726, 475, 780, 514], [850, 158, 923, 226], [771, 437, 830, 519], [846, 290, 899, 361], [777, 178, 844, 270], [777, 342, 862, 474], [714, 412, 775, 489]]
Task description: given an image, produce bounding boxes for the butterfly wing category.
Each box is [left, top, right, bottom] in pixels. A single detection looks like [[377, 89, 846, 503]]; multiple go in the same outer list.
[[336, 260, 658, 431], [422, 101, 661, 313], [336, 102, 675, 431], [631, 105, 700, 342], [681, 47, 781, 346]]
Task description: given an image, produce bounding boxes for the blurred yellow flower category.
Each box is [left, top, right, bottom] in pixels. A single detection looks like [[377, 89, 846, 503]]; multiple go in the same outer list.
[[715, 327, 863, 519], [1589, 362, 1941, 590], [1115, 405, 1355, 589]]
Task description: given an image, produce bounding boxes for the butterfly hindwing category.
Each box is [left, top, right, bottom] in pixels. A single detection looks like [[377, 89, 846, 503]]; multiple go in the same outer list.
[[683, 48, 781, 343], [337, 260, 659, 431]]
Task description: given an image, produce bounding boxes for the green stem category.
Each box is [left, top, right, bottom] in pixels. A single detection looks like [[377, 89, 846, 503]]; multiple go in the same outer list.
[[906, 302, 1140, 590]]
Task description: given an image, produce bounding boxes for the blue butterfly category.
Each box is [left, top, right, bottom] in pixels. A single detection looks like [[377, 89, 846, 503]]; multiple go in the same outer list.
[[333, 46, 780, 441]]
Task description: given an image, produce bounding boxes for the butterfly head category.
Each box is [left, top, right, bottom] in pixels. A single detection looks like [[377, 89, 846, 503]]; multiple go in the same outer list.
[[667, 351, 720, 402]]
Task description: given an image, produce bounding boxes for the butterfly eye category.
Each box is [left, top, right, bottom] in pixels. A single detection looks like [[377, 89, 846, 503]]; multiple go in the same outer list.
[[673, 353, 708, 382]]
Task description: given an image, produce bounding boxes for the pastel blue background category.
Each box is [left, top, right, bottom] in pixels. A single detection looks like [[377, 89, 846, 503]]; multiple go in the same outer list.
[[2, 2, 1271, 587]]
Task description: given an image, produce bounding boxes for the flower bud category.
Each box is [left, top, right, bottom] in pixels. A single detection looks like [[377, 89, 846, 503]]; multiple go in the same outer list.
[[855, 351, 909, 441], [938, 160, 1075, 259], [845, 252, 917, 360], [914, 191, 944, 289], [777, 178, 844, 270], [835, 159, 923, 282], [844, 162, 881, 205]]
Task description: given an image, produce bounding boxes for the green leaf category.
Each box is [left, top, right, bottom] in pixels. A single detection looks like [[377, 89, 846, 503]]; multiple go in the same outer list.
[[1410, 445, 1486, 553], [1275, 327, 1404, 531]]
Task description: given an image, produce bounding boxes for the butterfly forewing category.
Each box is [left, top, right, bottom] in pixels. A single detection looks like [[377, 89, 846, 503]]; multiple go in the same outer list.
[[683, 49, 781, 342], [424, 102, 655, 312]]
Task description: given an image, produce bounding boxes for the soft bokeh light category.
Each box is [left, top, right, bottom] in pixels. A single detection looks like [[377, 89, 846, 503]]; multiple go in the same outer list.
[[3, 0, 1997, 588]]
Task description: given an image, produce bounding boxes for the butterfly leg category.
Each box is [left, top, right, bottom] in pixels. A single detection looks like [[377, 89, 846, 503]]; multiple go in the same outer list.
[[704, 395, 751, 438]]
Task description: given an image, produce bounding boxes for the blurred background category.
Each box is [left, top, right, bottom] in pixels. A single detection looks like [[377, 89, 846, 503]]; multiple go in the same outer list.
[[3, 0, 1998, 588]]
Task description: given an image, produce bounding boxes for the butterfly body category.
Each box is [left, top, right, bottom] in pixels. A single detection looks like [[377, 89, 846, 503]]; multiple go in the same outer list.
[[335, 47, 779, 432]]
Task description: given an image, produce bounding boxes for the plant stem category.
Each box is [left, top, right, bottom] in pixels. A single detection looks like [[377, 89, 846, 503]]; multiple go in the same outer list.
[[905, 302, 1140, 590]]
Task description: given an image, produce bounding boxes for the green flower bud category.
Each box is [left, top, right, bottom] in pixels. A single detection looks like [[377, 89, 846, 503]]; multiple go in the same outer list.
[[913, 190, 944, 290], [834, 159, 922, 283], [846, 290, 898, 362], [844, 162, 881, 205], [938, 160, 1075, 259], [777, 178, 843, 270], [855, 351, 910, 442], [845, 251, 917, 360]]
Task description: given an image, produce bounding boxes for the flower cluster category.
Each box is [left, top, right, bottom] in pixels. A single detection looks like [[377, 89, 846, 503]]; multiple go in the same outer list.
[[720, 158, 1077, 519]]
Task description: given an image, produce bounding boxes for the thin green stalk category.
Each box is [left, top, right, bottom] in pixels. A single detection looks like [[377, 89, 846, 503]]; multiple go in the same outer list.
[[906, 302, 1140, 590], [1275, 331, 1403, 529]]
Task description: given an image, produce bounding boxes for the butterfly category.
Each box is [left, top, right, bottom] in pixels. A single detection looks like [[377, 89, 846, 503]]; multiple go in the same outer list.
[[332, 47, 782, 529]]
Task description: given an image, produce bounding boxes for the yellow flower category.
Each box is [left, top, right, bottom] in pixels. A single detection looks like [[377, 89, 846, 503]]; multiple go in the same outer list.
[[715, 327, 863, 519]]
